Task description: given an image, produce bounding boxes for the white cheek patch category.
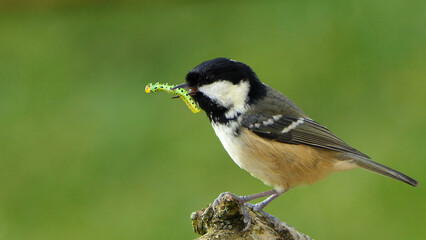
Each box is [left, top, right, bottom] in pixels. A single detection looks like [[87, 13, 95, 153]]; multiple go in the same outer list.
[[199, 80, 250, 118]]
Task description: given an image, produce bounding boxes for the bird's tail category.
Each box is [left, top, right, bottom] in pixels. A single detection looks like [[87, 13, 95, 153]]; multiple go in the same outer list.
[[347, 154, 418, 187]]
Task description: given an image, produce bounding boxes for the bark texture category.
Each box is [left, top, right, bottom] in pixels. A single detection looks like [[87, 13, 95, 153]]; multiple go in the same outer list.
[[191, 193, 312, 240]]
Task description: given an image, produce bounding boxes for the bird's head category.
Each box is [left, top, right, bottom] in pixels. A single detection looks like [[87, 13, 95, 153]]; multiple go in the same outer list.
[[174, 58, 266, 122]]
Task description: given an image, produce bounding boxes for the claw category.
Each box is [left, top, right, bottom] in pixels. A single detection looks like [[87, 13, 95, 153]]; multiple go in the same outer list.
[[212, 192, 232, 209], [245, 202, 282, 228], [241, 208, 252, 232], [239, 203, 252, 232]]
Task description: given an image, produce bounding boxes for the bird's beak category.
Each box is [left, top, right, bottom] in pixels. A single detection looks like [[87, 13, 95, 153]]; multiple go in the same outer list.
[[171, 83, 188, 90], [170, 83, 198, 99]]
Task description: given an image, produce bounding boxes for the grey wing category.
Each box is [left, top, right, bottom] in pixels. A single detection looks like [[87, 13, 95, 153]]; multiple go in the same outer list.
[[242, 114, 370, 159]]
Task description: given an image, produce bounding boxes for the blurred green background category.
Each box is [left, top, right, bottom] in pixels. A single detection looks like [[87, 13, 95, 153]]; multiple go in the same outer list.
[[0, 0, 425, 239]]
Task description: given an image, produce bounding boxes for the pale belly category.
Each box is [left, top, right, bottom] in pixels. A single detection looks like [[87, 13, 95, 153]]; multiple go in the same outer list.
[[212, 123, 356, 191]]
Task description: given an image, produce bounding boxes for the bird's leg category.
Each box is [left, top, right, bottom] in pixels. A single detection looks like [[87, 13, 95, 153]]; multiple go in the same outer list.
[[212, 190, 277, 231], [245, 190, 286, 227], [212, 190, 277, 208]]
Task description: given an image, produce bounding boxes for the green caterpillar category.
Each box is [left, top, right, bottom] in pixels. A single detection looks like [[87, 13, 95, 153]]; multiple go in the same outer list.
[[145, 82, 200, 113]]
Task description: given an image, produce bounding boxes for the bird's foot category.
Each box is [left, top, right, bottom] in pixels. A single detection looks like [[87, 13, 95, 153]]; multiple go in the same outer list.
[[212, 192, 253, 231], [245, 202, 282, 227], [212, 190, 278, 231]]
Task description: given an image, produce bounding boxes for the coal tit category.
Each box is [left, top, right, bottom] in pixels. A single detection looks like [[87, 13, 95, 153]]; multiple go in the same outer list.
[[173, 58, 417, 227]]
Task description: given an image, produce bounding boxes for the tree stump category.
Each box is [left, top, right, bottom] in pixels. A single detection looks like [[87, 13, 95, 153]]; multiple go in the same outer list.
[[191, 193, 312, 240]]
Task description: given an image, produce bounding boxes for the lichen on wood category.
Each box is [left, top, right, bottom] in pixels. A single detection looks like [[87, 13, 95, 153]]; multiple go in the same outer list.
[[191, 193, 312, 240]]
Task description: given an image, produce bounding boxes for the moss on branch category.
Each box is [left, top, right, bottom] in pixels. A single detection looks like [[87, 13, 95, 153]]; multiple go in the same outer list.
[[191, 193, 312, 240]]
